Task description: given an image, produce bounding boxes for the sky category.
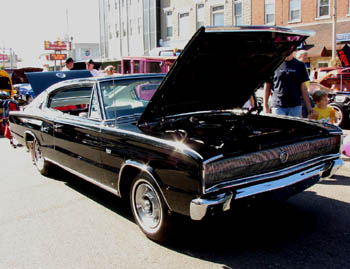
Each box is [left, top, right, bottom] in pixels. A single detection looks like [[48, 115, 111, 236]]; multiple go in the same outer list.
[[0, 0, 100, 67]]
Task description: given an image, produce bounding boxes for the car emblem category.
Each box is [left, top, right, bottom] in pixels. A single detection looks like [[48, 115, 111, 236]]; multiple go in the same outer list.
[[280, 150, 288, 163], [56, 72, 66, 79]]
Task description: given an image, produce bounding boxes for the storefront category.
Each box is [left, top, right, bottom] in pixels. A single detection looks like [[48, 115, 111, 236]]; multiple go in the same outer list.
[[293, 21, 350, 69]]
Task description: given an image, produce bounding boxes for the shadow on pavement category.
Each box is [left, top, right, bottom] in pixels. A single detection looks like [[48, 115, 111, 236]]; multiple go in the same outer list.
[[46, 166, 134, 222], [165, 191, 350, 268], [45, 164, 349, 268], [319, 174, 350, 186]]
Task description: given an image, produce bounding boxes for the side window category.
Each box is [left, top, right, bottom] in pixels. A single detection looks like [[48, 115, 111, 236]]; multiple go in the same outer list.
[[89, 88, 102, 120], [48, 86, 92, 116]]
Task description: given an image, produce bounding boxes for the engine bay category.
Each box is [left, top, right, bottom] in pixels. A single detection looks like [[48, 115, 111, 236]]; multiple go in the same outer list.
[[147, 112, 324, 158]]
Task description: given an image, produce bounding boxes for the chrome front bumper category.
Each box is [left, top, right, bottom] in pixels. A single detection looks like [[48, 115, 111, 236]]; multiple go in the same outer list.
[[190, 157, 343, 221]]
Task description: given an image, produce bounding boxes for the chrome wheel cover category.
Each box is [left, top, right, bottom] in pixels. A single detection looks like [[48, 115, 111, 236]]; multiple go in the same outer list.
[[132, 179, 163, 233], [33, 140, 44, 171], [332, 106, 343, 126]]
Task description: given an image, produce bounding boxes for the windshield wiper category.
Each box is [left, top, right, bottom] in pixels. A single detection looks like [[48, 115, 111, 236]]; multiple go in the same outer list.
[[116, 113, 142, 121]]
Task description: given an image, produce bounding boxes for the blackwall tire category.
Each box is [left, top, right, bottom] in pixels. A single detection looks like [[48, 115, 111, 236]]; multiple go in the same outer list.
[[31, 138, 51, 176], [130, 173, 172, 242]]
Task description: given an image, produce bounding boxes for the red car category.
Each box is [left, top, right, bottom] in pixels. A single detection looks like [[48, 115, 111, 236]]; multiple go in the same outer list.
[[318, 68, 350, 92]]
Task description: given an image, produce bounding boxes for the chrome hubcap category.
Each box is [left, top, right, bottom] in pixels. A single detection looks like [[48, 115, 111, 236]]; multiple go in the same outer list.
[[333, 107, 343, 126], [34, 140, 44, 170], [133, 181, 162, 232]]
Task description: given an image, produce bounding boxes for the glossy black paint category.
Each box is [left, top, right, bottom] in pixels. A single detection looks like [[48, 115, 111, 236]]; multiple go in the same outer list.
[[9, 26, 343, 220]]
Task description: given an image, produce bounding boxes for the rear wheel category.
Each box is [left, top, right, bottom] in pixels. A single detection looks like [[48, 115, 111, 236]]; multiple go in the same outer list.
[[329, 103, 345, 127], [130, 173, 172, 242], [31, 138, 51, 176]]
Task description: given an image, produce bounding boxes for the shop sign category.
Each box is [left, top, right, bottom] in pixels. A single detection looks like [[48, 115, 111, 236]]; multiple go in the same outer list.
[[50, 54, 67, 61], [44, 40, 71, 51], [338, 45, 350, 67], [336, 33, 350, 43], [0, 54, 8, 61]]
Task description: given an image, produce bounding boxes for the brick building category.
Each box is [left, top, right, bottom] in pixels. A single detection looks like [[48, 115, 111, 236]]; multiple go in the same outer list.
[[99, 0, 350, 70]]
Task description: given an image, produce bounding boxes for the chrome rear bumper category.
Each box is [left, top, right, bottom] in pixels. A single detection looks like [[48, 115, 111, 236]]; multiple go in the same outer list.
[[190, 157, 343, 221]]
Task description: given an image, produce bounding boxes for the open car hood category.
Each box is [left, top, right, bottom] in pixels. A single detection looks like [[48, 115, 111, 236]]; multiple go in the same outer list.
[[26, 70, 92, 96], [138, 26, 312, 125]]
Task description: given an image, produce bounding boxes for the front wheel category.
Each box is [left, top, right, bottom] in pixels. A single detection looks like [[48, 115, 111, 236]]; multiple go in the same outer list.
[[30, 137, 51, 176], [130, 173, 172, 242]]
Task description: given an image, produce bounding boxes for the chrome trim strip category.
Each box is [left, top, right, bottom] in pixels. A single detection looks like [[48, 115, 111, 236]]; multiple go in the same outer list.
[[46, 158, 120, 197], [205, 26, 315, 37], [204, 154, 341, 194], [118, 160, 173, 211], [203, 154, 224, 165]]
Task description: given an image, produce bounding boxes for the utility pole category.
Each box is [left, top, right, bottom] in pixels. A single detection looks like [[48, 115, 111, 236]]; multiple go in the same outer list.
[[332, 0, 337, 59]]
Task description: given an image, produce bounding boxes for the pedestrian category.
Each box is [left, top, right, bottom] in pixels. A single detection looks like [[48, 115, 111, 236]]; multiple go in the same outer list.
[[62, 57, 74, 71], [86, 59, 101, 77], [264, 52, 314, 118], [295, 49, 311, 118], [295, 50, 309, 65], [309, 90, 337, 124], [104, 65, 115, 76]]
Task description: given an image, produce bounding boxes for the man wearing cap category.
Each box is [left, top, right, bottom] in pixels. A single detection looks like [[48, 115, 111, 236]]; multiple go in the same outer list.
[[62, 57, 74, 71], [86, 59, 101, 77]]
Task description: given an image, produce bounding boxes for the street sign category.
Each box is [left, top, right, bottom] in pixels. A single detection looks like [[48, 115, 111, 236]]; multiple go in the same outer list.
[[338, 44, 350, 68], [50, 54, 67, 61]]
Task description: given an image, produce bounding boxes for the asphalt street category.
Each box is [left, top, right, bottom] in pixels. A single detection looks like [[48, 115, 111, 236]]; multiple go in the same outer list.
[[0, 130, 349, 269]]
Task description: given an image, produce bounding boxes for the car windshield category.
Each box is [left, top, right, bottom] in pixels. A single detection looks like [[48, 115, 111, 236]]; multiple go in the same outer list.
[[100, 77, 162, 120]]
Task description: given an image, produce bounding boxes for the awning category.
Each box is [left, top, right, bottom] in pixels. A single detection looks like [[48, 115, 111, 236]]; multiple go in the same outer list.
[[292, 21, 350, 57]]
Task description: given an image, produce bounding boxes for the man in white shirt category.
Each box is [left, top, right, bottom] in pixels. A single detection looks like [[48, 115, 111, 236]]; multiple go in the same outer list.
[[62, 57, 74, 71], [86, 59, 101, 77]]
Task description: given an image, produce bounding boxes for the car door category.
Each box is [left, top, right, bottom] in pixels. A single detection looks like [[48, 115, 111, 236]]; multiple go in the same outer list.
[[49, 83, 106, 183]]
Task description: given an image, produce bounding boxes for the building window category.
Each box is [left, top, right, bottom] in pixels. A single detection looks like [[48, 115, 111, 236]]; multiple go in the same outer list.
[[289, 0, 300, 21], [212, 5, 224, 26], [138, 17, 142, 35], [166, 11, 173, 37], [179, 12, 190, 38], [233, 1, 242, 25], [129, 19, 133, 36], [265, 0, 275, 25], [197, 4, 204, 29], [114, 0, 118, 9], [115, 24, 119, 38], [318, 0, 330, 17]]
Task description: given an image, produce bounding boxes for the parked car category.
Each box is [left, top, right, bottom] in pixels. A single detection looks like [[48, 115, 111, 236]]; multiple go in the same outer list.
[[310, 66, 340, 81], [9, 26, 344, 242], [318, 67, 350, 92], [328, 92, 350, 127]]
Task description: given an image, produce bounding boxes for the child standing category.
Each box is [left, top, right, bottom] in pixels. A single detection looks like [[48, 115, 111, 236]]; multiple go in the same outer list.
[[310, 90, 337, 124]]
